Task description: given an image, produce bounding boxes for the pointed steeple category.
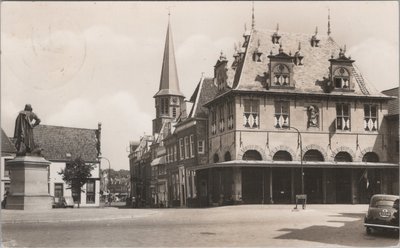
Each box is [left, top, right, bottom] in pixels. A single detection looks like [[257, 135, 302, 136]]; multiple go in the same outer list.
[[327, 8, 331, 36], [154, 15, 184, 98], [251, 1, 255, 30]]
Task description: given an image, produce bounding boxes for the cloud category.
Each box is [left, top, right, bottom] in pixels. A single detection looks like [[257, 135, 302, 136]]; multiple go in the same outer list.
[[45, 92, 152, 169], [348, 37, 398, 91], [176, 34, 236, 96]]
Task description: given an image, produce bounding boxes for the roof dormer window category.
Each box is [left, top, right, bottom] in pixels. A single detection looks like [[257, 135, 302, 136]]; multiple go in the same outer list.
[[327, 46, 355, 92], [272, 23, 281, 44], [253, 39, 263, 62], [273, 64, 290, 86], [333, 67, 350, 89], [294, 42, 304, 66], [267, 43, 295, 89], [311, 27, 320, 47]]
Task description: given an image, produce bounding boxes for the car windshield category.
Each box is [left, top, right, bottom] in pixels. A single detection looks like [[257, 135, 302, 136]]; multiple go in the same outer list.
[[371, 197, 399, 208]]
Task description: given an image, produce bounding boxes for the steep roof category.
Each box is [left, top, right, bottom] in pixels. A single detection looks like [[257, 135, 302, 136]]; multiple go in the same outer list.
[[154, 19, 184, 98], [382, 87, 399, 116], [1, 128, 16, 155], [33, 125, 100, 162], [188, 77, 218, 118], [232, 29, 387, 98]]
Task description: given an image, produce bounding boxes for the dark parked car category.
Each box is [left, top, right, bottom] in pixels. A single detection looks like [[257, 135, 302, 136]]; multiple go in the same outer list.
[[364, 194, 399, 234], [52, 196, 75, 208]]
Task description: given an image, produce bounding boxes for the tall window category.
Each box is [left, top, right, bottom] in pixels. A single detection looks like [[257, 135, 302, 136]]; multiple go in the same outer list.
[[274, 101, 289, 128], [273, 64, 290, 86], [173, 145, 177, 161], [54, 183, 63, 198], [179, 138, 184, 160], [211, 109, 217, 135], [185, 136, 190, 159], [336, 103, 351, 131], [86, 180, 95, 204], [160, 98, 169, 115], [227, 101, 234, 129], [172, 107, 177, 118], [243, 99, 259, 128], [333, 67, 350, 89], [219, 104, 225, 132], [198, 140, 205, 154], [190, 135, 194, 158], [364, 104, 378, 131]]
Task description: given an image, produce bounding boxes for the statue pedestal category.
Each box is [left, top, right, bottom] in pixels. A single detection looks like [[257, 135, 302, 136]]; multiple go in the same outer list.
[[6, 156, 52, 210]]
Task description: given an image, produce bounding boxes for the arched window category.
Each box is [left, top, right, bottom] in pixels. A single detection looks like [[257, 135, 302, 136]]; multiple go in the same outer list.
[[243, 150, 262, 161], [334, 151, 353, 162], [213, 153, 220, 163], [362, 152, 379, 162], [303, 149, 324, 161], [224, 152, 231, 162], [333, 67, 350, 89], [273, 64, 290, 86], [273, 150, 292, 161]]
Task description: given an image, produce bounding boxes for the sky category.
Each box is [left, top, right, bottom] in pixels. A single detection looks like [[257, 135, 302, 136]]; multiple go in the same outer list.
[[1, 1, 398, 170]]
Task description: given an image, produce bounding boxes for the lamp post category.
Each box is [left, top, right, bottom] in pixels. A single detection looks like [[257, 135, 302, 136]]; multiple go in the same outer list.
[[99, 156, 111, 198], [289, 126, 304, 195]]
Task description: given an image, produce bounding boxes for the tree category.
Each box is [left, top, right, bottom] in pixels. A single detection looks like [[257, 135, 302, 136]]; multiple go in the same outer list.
[[59, 156, 94, 207]]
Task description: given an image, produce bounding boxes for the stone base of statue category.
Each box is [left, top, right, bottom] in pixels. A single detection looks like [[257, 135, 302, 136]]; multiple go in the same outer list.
[[6, 156, 52, 210]]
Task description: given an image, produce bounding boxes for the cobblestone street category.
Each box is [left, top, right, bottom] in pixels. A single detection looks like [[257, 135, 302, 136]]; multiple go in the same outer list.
[[1, 205, 399, 247]]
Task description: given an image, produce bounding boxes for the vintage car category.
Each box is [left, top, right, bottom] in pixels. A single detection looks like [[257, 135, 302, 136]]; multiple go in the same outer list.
[[52, 196, 75, 208], [364, 194, 399, 234]]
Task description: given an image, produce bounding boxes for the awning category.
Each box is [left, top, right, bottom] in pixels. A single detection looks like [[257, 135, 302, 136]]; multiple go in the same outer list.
[[150, 156, 166, 166], [189, 160, 399, 171]]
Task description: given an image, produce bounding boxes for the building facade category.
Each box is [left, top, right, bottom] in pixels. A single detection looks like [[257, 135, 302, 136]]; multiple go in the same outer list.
[[196, 26, 398, 205], [1, 128, 17, 203], [34, 124, 102, 207], [129, 15, 398, 208]]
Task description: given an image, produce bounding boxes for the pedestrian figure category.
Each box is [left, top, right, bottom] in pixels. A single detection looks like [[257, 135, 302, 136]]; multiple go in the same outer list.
[[1, 189, 9, 209], [14, 104, 41, 156]]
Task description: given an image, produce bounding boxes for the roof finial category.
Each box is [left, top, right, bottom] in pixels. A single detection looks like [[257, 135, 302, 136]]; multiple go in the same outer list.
[[244, 23, 247, 32], [315, 26, 318, 35], [298, 42, 301, 51], [279, 41, 283, 53], [327, 7, 331, 36], [276, 23, 280, 33], [251, 1, 255, 29]]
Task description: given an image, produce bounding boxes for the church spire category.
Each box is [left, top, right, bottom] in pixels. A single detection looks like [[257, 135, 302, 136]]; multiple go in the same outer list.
[[154, 13, 184, 98], [251, 1, 255, 30], [327, 8, 331, 36]]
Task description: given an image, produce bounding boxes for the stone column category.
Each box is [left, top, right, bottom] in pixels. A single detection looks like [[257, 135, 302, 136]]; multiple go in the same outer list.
[[6, 156, 52, 210]]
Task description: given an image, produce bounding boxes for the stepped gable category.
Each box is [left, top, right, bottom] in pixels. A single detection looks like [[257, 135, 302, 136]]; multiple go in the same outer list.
[[233, 29, 386, 98]]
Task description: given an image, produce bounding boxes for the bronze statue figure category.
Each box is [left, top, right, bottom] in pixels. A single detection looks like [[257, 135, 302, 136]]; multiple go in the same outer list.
[[14, 104, 41, 156]]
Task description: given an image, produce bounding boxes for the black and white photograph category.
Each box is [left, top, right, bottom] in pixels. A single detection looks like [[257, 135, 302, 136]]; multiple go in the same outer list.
[[1, 1, 399, 247]]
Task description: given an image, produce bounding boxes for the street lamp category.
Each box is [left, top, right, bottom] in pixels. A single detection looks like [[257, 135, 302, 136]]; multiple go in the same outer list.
[[99, 156, 111, 196], [288, 126, 304, 195]]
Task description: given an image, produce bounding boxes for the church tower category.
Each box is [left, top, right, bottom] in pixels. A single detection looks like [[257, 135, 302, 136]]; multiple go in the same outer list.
[[153, 16, 185, 136]]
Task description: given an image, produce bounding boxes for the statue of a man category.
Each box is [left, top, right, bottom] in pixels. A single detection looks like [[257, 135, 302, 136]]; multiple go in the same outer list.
[[14, 104, 41, 155]]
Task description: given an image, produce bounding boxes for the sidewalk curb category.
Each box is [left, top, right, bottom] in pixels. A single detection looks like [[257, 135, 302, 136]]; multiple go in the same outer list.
[[2, 211, 159, 224]]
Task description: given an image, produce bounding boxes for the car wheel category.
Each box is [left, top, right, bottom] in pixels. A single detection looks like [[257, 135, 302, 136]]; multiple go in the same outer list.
[[366, 227, 372, 235]]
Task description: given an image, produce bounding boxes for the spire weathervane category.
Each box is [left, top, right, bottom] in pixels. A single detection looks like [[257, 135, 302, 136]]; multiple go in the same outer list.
[[328, 7, 331, 36]]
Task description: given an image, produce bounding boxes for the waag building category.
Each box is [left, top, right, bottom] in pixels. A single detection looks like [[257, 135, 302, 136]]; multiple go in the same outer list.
[[130, 14, 398, 207]]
